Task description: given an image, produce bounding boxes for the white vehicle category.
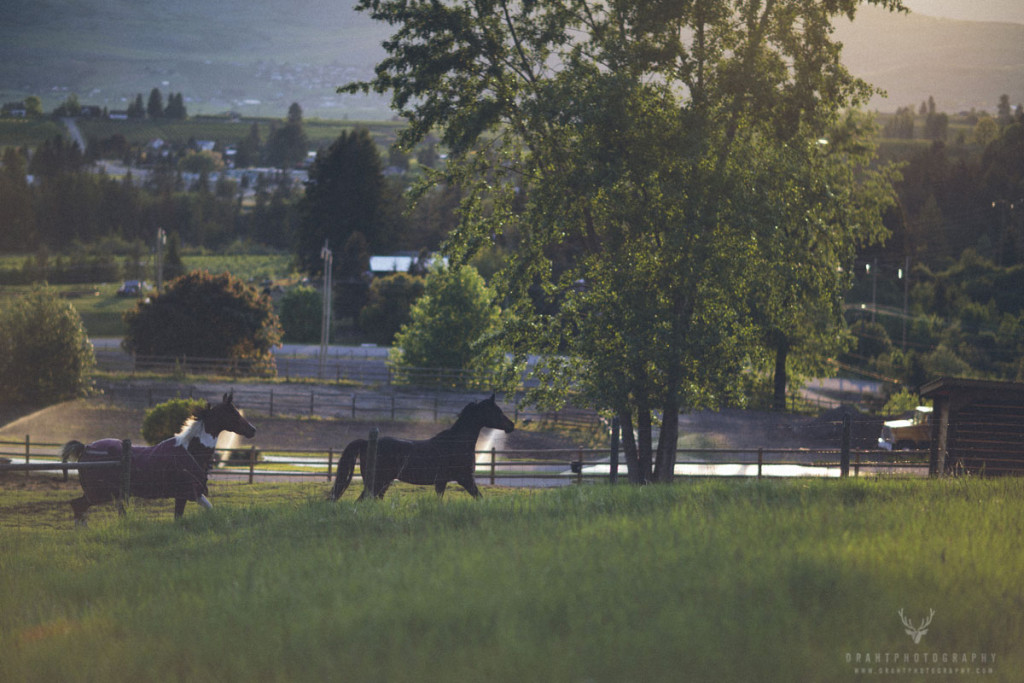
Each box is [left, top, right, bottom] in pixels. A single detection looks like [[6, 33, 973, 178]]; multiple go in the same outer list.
[[878, 405, 933, 451]]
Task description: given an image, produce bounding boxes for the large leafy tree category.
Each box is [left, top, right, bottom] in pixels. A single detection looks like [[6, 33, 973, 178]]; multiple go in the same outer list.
[[344, 0, 903, 483], [123, 271, 282, 370]]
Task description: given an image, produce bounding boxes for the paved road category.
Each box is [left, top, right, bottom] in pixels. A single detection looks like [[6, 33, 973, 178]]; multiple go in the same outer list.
[[62, 117, 86, 152]]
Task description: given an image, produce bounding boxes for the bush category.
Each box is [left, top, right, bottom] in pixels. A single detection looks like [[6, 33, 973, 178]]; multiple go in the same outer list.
[[880, 388, 929, 415], [141, 398, 206, 445], [359, 272, 425, 345], [123, 270, 282, 371], [279, 285, 322, 343], [392, 264, 504, 371], [0, 285, 94, 405]]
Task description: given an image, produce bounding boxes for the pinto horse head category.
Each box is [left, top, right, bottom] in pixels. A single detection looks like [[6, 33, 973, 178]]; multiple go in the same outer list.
[[473, 394, 515, 433], [196, 392, 256, 439]]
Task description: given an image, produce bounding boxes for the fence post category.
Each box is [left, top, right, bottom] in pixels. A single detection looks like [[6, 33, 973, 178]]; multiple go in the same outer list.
[[24, 434, 30, 480], [576, 450, 583, 485], [248, 446, 256, 484], [757, 448, 763, 479], [327, 447, 333, 482], [609, 417, 620, 485], [269, 389, 274, 418], [490, 446, 496, 486], [840, 414, 851, 478], [364, 427, 379, 498], [310, 390, 315, 416], [120, 439, 132, 506]]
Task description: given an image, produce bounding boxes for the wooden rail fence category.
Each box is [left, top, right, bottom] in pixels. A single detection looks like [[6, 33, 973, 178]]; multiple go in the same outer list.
[[2, 434, 930, 487]]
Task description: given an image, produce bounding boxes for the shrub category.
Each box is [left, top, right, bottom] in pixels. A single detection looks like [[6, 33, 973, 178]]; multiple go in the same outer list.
[[359, 272, 425, 345], [0, 285, 94, 405], [279, 285, 321, 343], [142, 398, 206, 445], [392, 264, 503, 371], [123, 270, 282, 371]]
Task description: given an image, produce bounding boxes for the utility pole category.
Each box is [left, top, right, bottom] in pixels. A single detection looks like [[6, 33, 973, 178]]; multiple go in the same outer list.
[[155, 228, 166, 293], [866, 259, 877, 323], [319, 240, 333, 379], [900, 256, 909, 352]]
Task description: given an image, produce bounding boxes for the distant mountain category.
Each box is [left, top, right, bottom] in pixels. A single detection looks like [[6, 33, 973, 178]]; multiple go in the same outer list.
[[2, 0, 1021, 120], [835, 5, 1024, 113]]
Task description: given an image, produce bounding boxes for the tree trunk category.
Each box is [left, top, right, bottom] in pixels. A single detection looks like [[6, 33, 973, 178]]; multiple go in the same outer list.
[[654, 396, 680, 483], [618, 408, 643, 485], [772, 339, 789, 412], [636, 406, 653, 484]]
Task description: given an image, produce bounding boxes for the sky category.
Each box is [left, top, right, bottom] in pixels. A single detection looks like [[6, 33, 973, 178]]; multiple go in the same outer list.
[[902, 0, 1024, 24]]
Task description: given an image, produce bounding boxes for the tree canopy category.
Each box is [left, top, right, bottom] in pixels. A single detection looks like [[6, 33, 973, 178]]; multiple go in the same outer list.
[[346, 0, 904, 483]]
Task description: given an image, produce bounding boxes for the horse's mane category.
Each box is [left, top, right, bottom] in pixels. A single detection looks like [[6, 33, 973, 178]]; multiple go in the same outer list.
[[174, 409, 217, 449]]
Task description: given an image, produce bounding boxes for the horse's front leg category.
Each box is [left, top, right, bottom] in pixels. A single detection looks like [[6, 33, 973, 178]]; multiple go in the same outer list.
[[174, 498, 187, 518], [435, 481, 448, 498]]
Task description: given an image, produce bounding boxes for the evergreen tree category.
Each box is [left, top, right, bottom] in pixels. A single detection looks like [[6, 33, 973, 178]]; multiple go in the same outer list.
[[265, 102, 308, 168], [296, 129, 384, 275], [235, 122, 262, 167], [164, 93, 187, 119], [128, 94, 145, 119], [147, 88, 164, 118]]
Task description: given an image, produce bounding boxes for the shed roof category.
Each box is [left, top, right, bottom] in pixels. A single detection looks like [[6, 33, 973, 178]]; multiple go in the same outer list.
[[920, 377, 1024, 400]]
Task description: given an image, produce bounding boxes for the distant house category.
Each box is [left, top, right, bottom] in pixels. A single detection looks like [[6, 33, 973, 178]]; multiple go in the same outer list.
[[921, 377, 1024, 475], [80, 105, 103, 118], [2, 101, 27, 117], [369, 253, 446, 277], [195, 140, 216, 152], [109, 110, 129, 120]]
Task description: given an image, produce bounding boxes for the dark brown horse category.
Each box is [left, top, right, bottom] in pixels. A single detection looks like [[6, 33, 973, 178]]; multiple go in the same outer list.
[[330, 394, 515, 501], [61, 392, 255, 525]]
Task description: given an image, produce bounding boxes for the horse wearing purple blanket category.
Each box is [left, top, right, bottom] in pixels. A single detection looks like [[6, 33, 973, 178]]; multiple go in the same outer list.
[[61, 392, 255, 525]]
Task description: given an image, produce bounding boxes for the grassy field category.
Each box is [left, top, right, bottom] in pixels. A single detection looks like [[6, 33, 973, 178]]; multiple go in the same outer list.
[[1, 477, 1021, 681]]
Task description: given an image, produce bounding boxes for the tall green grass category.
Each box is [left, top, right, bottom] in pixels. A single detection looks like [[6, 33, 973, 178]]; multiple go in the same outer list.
[[2, 478, 1022, 681]]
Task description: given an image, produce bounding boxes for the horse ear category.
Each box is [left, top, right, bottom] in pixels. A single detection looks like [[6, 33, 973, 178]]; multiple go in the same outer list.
[[489, 393, 496, 402], [224, 391, 233, 404]]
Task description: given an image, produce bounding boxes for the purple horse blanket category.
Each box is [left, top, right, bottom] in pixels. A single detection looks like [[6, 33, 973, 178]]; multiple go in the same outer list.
[[79, 436, 211, 501]]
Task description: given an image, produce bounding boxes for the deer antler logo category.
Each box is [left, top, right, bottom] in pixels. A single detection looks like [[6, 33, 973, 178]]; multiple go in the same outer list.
[[899, 608, 935, 644]]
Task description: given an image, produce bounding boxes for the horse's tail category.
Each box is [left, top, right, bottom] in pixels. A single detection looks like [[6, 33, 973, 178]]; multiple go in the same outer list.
[[61, 440, 85, 463], [330, 440, 365, 501]]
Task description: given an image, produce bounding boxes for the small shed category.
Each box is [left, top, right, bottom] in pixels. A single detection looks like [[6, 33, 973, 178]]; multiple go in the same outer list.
[[921, 377, 1024, 475]]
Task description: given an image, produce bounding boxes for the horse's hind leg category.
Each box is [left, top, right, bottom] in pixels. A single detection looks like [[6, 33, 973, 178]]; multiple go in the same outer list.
[[70, 496, 91, 527], [435, 481, 448, 498], [457, 476, 482, 499]]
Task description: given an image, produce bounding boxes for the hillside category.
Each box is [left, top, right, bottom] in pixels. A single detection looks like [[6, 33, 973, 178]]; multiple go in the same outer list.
[[2, 0, 1022, 120], [0, 0, 390, 119]]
